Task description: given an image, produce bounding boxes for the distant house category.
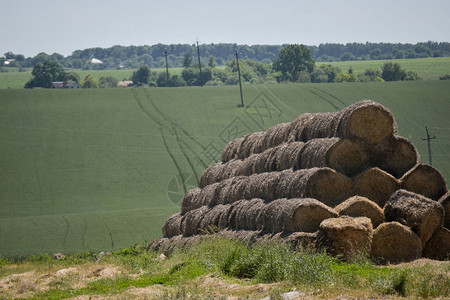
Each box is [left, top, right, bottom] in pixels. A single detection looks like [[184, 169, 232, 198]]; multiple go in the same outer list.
[[51, 81, 82, 89], [117, 80, 133, 87], [90, 58, 103, 64]]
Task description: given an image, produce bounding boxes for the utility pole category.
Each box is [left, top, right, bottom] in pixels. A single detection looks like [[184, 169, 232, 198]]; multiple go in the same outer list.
[[235, 49, 244, 107], [196, 40, 202, 86], [421, 126, 436, 166], [164, 49, 169, 87]]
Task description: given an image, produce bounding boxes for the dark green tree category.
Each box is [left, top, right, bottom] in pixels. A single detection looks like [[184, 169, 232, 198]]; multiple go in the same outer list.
[[82, 74, 99, 88], [131, 65, 151, 86], [182, 53, 193, 68], [381, 62, 406, 81], [99, 76, 119, 88], [272, 44, 315, 82], [208, 56, 215, 68], [24, 60, 67, 88]]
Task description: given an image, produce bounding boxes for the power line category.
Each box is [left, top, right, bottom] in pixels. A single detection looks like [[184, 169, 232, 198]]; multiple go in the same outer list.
[[422, 126, 436, 166]]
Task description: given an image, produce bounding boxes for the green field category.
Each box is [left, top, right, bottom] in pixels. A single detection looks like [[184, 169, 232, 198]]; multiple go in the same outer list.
[[321, 57, 450, 80], [1, 57, 450, 89], [1, 81, 450, 257]]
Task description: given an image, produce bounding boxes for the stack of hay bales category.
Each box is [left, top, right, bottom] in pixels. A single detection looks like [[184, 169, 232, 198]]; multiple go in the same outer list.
[[152, 100, 449, 262]]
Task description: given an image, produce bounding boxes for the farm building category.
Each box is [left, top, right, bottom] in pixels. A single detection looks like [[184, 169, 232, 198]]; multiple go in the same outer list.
[[51, 81, 82, 89]]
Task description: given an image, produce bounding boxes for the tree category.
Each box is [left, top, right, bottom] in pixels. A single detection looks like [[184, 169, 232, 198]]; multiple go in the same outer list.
[[131, 65, 151, 86], [24, 60, 67, 88], [381, 62, 406, 81], [208, 56, 215, 68], [99, 76, 119, 88], [82, 74, 99, 88], [182, 53, 192, 68], [272, 44, 315, 82]]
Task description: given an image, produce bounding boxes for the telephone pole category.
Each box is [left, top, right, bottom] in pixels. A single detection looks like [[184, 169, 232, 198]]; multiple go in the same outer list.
[[421, 126, 436, 166], [196, 40, 202, 87], [235, 49, 244, 107], [164, 49, 169, 87]]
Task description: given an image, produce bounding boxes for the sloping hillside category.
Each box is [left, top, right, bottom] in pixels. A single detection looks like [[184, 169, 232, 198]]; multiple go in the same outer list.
[[1, 80, 449, 256]]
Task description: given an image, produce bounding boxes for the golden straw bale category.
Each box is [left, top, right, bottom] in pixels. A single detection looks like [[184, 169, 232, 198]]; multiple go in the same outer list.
[[263, 198, 338, 233], [162, 213, 183, 238], [218, 159, 242, 182], [335, 196, 385, 228], [244, 199, 266, 230], [275, 169, 296, 199], [298, 138, 370, 176], [237, 132, 265, 159], [250, 149, 272, 173], [372, 135, 419, 178], [147, 237, 168, 252], [264, 146, 281, 172], [181, 206, 209, 236], [301, 112, 337, 141], [260, 172, 282, 200], [199, 162, 223, 188], [371, 222, 422, 263], [286, 113, 315, 142], [280, 142, 305, 170], [335, 100, 397, 145], [319, 216, 373, 261], [199, 204, 231, 232], [422, 227, 450, 261], [261, 122, 292, 149], [221, 137, 244, 163], [227, 200, 250, 229], [270, 231, 319, 249], [236, 154, 258, 176], [215, 176, 247, 205], [439, 192, 450, 229], [353, 167, 399, 207], [290, 167, 353, 207], [274, 143, 291, 171], [217, 229, 262, 245], [384, 189, 444, 247], [400, 163, 448, 200], [181, 188, 202, 214]]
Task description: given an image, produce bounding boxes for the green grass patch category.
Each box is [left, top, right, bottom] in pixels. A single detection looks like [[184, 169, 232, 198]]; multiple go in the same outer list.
[[17, 237, 449, 299]]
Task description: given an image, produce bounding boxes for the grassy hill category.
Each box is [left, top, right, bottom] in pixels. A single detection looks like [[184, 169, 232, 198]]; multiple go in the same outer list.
[[1, 80, 450, 257]]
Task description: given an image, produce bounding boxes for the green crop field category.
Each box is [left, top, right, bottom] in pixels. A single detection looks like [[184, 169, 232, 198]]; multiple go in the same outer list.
[[321, 57, 450, 80], [1, 80, 450, 257]]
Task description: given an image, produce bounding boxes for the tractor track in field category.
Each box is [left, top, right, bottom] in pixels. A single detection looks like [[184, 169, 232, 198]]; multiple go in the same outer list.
[[303, 87, 342, 111], [311, 86, 347, 107]]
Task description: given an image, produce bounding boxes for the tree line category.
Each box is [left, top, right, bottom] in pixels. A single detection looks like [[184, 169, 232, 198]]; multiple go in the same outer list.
[[3, 41, 450, 70], [25, 44, 423, 89]]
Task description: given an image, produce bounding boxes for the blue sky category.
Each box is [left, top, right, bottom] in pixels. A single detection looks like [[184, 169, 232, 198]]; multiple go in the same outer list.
[[1, 0, 449, 57]]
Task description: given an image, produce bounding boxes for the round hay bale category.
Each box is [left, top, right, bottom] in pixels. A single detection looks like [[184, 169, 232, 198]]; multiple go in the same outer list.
[[200, 182, 222, 208], [162, 213, 183, 237], [290, 168, 353, 207], [281, 141, 305, 170], [222, 137, 244, 163], [236, 154, 258, 176], [371, 222, 422, 263], [301, 112, 337, 141], [271, 231, 319, 249], [318, 216, 373, 261], [261, 122, 292, 149], [372, 135, 419, 178], [439, 192, 450, 230], [218, 159, 242, 182], [263, 146, 281, 172], [244, 199, 266, 230], [422, 227, 450, 261], [384, 189, 444, 247], [215, 176, 246, 205], [286, 113, 315, 142], [263, 198, 338, 233], [199, 162, 223, 188], [181, 206, 209, 236], [400, 163, 447, 200], [227, 200, 250, 229], [147, 237, 168, 252], [353, 167, 399, 208], [335, 196, 385, 228], [259, 172, 281, 200], [237, 132, 265, 159], [199, 204, 230, 232], [275, 169, 296, 199], [181, 188, 202, 214], [274, 143, 291, 171], [298, 138, 370, 176], [217, 205, 233, 229]]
